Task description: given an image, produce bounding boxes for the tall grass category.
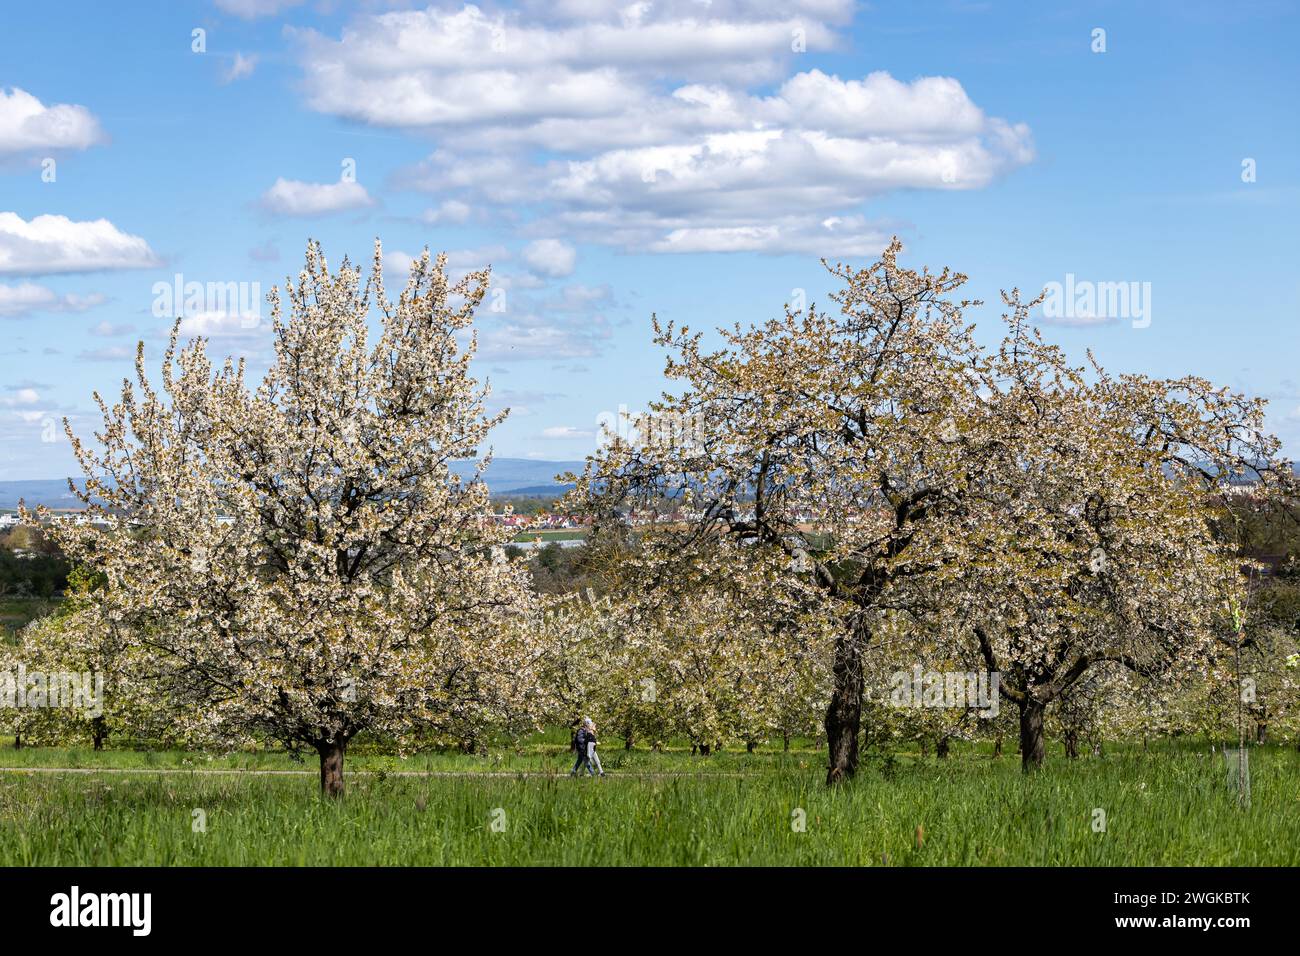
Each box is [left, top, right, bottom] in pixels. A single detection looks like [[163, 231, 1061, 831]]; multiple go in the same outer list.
[[1, 741, 1296, 865]]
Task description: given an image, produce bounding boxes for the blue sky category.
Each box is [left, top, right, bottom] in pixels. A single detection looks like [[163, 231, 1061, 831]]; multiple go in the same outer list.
[[1, 0, 1297, 480]]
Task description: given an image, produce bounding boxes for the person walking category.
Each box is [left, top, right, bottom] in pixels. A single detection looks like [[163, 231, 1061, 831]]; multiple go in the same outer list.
[[585, 717, 606, 777], [569, 718, 594, 776]]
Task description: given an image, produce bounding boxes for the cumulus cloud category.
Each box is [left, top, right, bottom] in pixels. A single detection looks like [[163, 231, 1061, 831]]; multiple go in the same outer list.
[[386, 244, 509, 283], [543, 283, 615, 313], [444, 245, 510, 273], [259, 178, 373, 216], [154, 311, 274, 368], [0, 87, 106, 155], [222, 53, 258, 84], [475, 315, 609, 362], [645, 214, 893, 256], [0, 380, 72, 436], [299, 4, 1032, 255], [421, 200, 472, 224], [0, 213, 159, 275], [522, 239, 576, 278], [0, 281, 106, 318], [533, 76, 1031, 253], [214, 0, 304, 19], [0, 387, 41, 407], [395, 150, 544, 205], [292, 4, 846, 126], [442, 254, 617, 362], [174, 310, 265, 339]]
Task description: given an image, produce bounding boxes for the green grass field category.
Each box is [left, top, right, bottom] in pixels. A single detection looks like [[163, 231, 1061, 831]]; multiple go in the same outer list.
[[1, 738, 1296, 865], [0, 598, 58, 641]]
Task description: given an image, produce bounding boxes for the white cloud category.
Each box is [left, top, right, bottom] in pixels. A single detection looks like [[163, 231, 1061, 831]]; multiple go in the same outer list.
[[386, 249, 417, 276], [386, 245, 509, 283], [159, 312, 272, 368], [0, 213, 159, 275], [0, 88, 105, 155], [522, 239, 576, 278], [647, 215, 891, 256], [474, 312, 610, 361], [396, 150, 545, 205], [543, 283, 614, 313], [484, 388, 566, 418], [450, 250, 617, 362], [259, 178, 373, 216], [536, 76, 1032, 253], [300, 5, 1033, 255], [222, 53, 258, 84], [0, 387, 40, 407], [540, 425, 594, 440], [90, 321, 135, 337], [444, 245, 510, 273], [421, 200, 472, 225], [0, 281, 106, 318], [292, 4, 846, 127], [758, 71, 988, 137], [214, 0, 304, 19], [174, 310, 265, 339], [78, 345, 135, 362]]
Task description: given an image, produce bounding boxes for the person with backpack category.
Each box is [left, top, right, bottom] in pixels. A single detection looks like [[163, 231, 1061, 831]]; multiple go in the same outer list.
[[569, 718, 593, 776], [585, 717, 606, 778]]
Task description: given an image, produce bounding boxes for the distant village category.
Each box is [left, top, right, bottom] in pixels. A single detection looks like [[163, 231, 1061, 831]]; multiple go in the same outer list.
[[0, 475, 1275, 562]]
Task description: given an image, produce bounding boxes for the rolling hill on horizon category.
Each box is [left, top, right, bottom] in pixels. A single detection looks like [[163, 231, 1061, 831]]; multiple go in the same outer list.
[[0, 458, 585, 510], [5, 459, 1294, 511]]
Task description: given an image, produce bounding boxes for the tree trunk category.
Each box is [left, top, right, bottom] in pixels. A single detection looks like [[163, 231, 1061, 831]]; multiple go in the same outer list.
[[782, 732, 790, 753], [1063, 730, 1079, 759], [13, 733, 20, 750], [919, 736, 929, 757], [696, 742, 711, 757], [623, 731, 634, 751], [993, 735, 1003, 757], [824, 624, 865, 784], [1255, 722, 1268, 745], [936, 735, 950, 759], [746, 739, 757, 754], [317, 740, 347, 798], [91, 716, 107, 752], [1018, 698, 1046, 772]]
